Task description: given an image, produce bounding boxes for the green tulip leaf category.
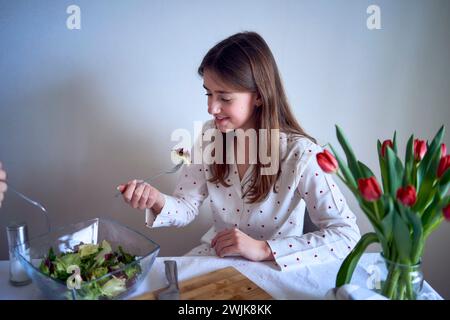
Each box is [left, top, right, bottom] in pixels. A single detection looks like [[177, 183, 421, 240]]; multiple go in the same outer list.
[[377, 140, 390, 194], [381, 200, 394, 242], [393, 212, 412, 264], [423, 195, 450, 237], [438, 169, 450, 197], [336, 233, 379, 287], [386, 148, 403, 197], [403, 206, 424, 263], [329, 144, 357, 190], [357, 161, 376, 179], [414, 149, 441, 212], [417, 125, 445, 189], [403, 135, 414, 187], [421, 195, 440, 229], [335, 125, 363, 180], [393, 131, 398, 155]]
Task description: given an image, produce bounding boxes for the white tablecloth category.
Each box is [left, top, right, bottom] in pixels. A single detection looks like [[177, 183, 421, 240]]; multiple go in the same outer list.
[[0, 253, 442, 300]]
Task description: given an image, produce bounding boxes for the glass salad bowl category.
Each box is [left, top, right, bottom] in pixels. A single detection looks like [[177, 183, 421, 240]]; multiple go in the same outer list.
[[15, 218, 160, 300]]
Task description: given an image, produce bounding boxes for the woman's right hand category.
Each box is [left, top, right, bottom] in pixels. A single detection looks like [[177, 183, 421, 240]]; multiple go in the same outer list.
[[117, 180, 165, 213]]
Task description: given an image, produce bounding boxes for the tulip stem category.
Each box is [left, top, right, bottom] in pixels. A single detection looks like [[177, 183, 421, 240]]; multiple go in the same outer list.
[[404, 268, 415, 299], [337, 172, 346, 184], [373, 202, 380, 221], [383, 267, 400, 299], [336, 171, 359, 196]]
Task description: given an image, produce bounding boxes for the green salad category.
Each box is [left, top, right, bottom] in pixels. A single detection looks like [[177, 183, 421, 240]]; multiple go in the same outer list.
[[39, 240, 141, 299]]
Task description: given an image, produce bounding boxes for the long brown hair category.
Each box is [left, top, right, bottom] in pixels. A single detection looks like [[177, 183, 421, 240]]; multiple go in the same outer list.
[[198, 31, 316, 203]]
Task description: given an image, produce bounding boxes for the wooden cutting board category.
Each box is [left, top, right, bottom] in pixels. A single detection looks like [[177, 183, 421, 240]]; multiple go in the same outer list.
[[133, 267, 273, 300]]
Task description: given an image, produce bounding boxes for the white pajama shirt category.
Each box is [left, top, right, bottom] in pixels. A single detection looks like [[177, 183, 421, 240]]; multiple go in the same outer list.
[[145, 120, 361, 271]]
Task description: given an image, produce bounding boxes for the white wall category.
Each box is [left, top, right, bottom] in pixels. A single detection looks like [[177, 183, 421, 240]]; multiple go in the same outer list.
[[1, 0, 449, 298]]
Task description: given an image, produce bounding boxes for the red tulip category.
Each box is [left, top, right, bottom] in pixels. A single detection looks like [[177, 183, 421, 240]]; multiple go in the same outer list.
[[437, 155, 450, 178], [396, 186, 417, 207], [358, 177, 382, 202], [381, 140, 393, 158], [316, 149, 338, 174], [441, 143, 447, 158], [414, 139, 427, 161], [444, 204, 450, 221]]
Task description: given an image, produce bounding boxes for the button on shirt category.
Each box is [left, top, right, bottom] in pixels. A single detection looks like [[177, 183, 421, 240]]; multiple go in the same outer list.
[[145, 120, 361, 271]]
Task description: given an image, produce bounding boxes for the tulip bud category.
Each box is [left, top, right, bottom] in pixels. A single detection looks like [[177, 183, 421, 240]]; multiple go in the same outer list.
[[441, 143, 447, 158], [358, 177, 382, 202], [414, 139, 427, 161], [443, 204, 450, 221], [316, 150, 339, 174], [381, 140, 393, 158], [437, 155, 450, 178], [396, 186, 417, 207]]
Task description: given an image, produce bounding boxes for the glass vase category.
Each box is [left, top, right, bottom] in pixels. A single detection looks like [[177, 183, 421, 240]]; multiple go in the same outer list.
[[371, 254, 424, 300]]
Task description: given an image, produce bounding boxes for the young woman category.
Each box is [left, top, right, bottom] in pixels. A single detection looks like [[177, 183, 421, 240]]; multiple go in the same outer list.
[[118, 32, 360, 270]]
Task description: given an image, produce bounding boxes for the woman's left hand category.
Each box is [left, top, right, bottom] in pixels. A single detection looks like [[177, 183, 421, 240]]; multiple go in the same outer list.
[[211, 228, 274, 262]]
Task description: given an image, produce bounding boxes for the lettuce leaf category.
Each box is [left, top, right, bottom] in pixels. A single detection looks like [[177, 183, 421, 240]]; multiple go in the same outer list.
[[78, 244, 99, 258], [100, 276, 127, 298], [38, 241, 140, 300]]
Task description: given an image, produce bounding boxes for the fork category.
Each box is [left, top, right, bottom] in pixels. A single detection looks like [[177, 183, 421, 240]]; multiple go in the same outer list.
[[1, 179, 51, 232], [114, 161, 184, 198]]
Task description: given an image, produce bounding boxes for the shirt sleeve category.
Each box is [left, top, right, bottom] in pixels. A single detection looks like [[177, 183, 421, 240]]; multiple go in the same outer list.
[[144, 160, 208, 228], [266, 142, 361, 271]]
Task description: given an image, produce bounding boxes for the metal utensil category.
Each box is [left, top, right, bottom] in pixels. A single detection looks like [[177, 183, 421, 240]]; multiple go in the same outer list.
[[0, 179, 51, 233], [114, 161, 184, 198], [157, 260, 180, 300]]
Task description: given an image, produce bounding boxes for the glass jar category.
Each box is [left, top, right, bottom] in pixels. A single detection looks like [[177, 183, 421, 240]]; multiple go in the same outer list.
[[369, 254, 424, 300]]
